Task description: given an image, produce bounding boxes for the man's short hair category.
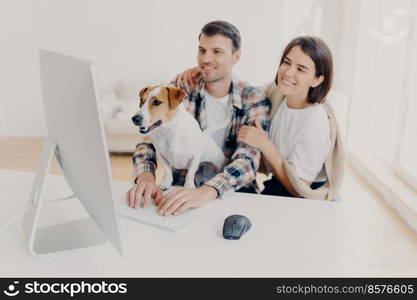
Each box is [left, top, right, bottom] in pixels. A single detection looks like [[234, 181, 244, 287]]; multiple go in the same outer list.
[[199, 20, 241, 53]]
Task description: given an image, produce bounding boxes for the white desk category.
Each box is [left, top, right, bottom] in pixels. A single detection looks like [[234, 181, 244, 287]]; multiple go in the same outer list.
[[0, 170, 351, 277]]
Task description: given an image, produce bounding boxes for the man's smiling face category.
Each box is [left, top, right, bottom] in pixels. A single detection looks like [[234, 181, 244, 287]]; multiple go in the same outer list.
[[197, 33, 240, 84]]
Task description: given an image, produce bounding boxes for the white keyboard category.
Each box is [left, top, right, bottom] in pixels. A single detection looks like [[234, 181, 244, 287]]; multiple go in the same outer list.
[[118, 194, 196, 232]]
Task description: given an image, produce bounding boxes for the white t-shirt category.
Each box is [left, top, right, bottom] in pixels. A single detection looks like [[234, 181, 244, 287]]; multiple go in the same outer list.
[[202, 89, 230, 148], [269, 98, 331, 182]]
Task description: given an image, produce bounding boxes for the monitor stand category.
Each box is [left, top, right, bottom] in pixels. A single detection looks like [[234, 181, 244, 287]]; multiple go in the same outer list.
[[22, 137, 108, 257]]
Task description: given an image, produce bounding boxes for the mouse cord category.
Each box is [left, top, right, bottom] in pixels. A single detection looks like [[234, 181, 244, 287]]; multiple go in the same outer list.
[[0, 205, 33, 235], [0, 194, 76, 235]]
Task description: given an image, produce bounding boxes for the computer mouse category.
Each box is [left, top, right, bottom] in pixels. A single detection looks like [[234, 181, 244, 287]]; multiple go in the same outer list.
[[222, 215, 251, 240]]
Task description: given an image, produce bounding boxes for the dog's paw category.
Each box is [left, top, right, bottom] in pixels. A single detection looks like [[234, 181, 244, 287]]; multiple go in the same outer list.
[[159, 185, 169, 191], [160, 183, 171, 190], [160, 178, 173, 191], [184, 181, 196, 189]]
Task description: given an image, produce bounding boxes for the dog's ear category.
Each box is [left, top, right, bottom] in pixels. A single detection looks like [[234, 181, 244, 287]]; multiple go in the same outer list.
[[166, 87, 186, 109], [139, 86, 151, 99], [139, 86, 154, 107]]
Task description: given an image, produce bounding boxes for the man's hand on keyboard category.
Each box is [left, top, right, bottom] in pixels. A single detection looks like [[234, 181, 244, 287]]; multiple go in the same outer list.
[[156, 185, 218, 216], [127, 173, 163, 209]]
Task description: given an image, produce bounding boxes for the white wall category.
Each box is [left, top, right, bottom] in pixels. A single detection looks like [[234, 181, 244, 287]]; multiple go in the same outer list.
[[0, 0, 342, 137]]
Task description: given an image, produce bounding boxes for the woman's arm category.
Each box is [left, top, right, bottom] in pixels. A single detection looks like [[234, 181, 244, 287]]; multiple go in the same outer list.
[[175, 66, 200, 91], [237, 120, 311, 197]]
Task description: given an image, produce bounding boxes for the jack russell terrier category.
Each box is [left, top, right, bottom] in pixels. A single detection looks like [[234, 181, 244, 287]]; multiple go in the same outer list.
[[132, 85, 227, 189]]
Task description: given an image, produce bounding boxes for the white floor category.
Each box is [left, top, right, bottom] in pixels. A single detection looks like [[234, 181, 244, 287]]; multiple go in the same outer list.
[[340, 166, 417, 276]]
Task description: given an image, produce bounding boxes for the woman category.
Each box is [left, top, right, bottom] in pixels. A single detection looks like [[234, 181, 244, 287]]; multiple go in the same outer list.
[[177, 36, 345, 200]]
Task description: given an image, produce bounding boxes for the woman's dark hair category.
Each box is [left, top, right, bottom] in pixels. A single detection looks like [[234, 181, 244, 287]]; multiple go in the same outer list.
[[199, 20, 241, 53], [275, 36, 333, 104]]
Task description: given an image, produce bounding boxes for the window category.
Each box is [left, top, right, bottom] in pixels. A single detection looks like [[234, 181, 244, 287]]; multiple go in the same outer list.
[[349, 0, 417, 190], [397, 8, 417, 188]]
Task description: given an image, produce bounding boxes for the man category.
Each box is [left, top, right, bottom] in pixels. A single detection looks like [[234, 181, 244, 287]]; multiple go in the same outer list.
[[127, 20, 270, 215]]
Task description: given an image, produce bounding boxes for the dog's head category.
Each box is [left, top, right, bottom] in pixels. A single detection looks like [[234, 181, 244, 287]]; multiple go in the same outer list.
[[132, 86, 186, 134]]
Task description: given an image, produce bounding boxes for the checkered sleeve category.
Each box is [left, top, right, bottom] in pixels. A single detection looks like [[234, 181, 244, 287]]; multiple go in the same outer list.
[[132, 142, 157, 183], [204, 89, 271, 198]]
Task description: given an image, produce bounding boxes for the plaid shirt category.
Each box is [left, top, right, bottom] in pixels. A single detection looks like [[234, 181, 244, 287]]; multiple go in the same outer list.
[[132, 76, 270, 198]]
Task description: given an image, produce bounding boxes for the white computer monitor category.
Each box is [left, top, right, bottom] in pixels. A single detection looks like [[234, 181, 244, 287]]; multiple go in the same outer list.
[[22, 49, 123, 257]]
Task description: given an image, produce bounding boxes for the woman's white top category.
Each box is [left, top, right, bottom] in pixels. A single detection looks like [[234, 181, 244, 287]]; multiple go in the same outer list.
[[269, 98, 331, 182]]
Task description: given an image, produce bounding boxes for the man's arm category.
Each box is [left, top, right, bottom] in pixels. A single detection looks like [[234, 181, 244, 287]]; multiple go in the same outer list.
[[204, 144, 261, 198], [132, 142, 157, 183], [127, 142, 162, 209]]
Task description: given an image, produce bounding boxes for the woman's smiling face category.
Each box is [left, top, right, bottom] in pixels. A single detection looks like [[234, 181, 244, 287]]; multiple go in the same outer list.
[[277, 45, 324, 101]]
